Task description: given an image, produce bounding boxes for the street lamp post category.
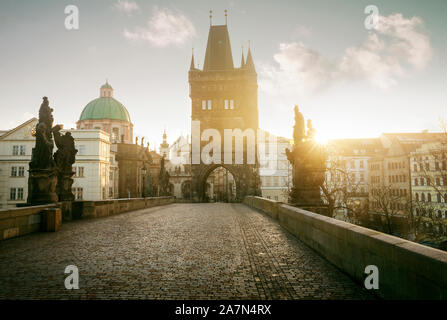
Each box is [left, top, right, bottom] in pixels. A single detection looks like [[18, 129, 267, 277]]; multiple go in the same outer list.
[[141, 166, 147, 198]]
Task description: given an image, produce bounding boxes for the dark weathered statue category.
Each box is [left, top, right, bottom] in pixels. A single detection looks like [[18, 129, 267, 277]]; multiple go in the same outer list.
[[30, 97, 56, 170], [27, 97, 59, 205], [307, 119, 316, 141], [158, 156, 171, 196], [54, 126, 78, 201], [286, 105, 327, 214], [293, 105, 305, 145]]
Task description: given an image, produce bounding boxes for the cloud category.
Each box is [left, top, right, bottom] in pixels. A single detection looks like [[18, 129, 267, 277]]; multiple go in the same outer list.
[[113, 1, 140, 15], [259, 42, 334, 96], [260, 13, 432, 94], [123, 7, 196, 47]]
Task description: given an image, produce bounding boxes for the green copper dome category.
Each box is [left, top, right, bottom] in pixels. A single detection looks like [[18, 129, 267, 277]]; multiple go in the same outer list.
[[79, 97, 131, 122]]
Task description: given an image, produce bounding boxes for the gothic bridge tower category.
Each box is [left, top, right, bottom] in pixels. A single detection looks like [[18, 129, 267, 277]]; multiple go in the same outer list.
[[189, 15, 261, 202]]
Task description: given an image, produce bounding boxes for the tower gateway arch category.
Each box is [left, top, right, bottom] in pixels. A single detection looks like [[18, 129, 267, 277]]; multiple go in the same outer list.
[[189, 19, 261, 202]]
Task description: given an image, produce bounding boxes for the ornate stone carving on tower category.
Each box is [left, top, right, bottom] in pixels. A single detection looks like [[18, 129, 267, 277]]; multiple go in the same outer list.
[[286, 105, 327, 213], [27, 97, 59, 205], [188, 16, 261, 202]]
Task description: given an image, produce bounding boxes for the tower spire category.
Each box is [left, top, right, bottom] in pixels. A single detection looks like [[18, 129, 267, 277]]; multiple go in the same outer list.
[[190, 48, 195, 70], [240, 45, 245, 68], [225, 9, 228, 25], [209, 10, 213, 26], [245, 41, 256, 73]]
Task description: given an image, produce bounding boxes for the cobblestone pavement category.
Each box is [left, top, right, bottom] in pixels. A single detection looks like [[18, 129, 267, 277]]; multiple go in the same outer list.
[[0, 203, 374, 299]]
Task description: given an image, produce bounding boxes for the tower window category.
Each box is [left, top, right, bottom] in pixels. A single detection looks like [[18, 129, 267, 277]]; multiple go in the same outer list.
[[208, 100, 212, 110], [202, 100, 206, 110], [225, 99, 234, 109]]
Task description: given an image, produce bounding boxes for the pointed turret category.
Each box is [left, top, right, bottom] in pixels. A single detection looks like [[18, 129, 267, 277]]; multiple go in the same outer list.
[[190, 51, 195, 70], [240, 48, 245, 68], [245, 47, 256, 73]]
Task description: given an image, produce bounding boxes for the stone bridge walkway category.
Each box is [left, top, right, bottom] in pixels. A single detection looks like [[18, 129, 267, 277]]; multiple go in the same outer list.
[[0, 203, 373, 299]]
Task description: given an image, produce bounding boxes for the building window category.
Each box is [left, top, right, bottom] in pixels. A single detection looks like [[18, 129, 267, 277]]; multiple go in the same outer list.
[[17, 188, 24, 200], [10, 188, 16, 200], [415, 193, 419, 202], [109, 187, 113, 198], [77, 145, 86, 155], [224, 99, 229, 109], [18, 167, 25, 177], [360, 160, 364, 169], [421, 193, 425, 202], [12, 145, 19, 156], [78, 167, 84, 177], [77, 188, 83, 200], [11, 167, 17, 177], [112, 128, 120, 142], [413, 164, 417, 172], [230, 99, 234, 109], [202, 100, 206, 110], [427, 193, 432, 202], [438, 193, 441, 203], [20, 145, 26, 155], [207, 100, 212, 110]]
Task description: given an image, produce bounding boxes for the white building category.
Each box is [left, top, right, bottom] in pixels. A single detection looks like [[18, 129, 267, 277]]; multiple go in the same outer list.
[[0, 118, 37, 208], [0, 119, 115, 208], [258, 130, 293, 203], [326, 138, 383, 219], [70, 129, 116, 201], [410, 141, 447, 220]]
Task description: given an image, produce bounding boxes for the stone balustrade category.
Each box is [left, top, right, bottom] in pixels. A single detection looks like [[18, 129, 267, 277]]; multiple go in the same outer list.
[[244, 196, 447, 299], [0, 196, 174, 241]]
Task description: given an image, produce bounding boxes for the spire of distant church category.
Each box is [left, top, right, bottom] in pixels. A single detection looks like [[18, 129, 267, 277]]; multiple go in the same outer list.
[[240, 45, 245, 68]]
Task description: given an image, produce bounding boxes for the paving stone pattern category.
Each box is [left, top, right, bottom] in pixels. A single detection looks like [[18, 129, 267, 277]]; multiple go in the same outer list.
[[0, 203, 374, 299]]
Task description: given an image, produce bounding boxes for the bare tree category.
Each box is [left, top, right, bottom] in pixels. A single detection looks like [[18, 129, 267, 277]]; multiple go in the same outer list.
[[369, 183, 411, 235], [321, 156, 366, 221]]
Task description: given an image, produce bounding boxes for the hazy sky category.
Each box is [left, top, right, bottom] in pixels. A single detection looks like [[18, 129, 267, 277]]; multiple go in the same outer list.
[[0, 0, 446, 147]]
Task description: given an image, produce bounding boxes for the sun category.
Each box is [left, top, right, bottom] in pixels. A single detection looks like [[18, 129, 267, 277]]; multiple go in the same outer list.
[[315, 131, 330, 145]]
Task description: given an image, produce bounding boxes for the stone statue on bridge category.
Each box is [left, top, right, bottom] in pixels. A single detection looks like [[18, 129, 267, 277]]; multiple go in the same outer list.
[[27, 97, 59, 205], [53, 126, 78, 201], [286, 105, 327, 214], [158, 156, 171, 196]]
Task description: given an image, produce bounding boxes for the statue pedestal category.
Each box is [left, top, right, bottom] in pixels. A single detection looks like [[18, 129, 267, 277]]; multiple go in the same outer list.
[[57, 172, 75, 202], [27, 168, 58, 205], [41, 208, 62, 232]]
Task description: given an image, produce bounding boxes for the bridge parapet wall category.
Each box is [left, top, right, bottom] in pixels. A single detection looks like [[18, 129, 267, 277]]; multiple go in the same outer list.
[[244, 196, 447, 299], [74, 197, 174, 219], [0, 197, 174, 241]]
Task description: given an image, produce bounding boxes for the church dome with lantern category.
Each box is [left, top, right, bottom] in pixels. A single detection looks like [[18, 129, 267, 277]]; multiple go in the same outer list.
[[77, 81, 133, 144]]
